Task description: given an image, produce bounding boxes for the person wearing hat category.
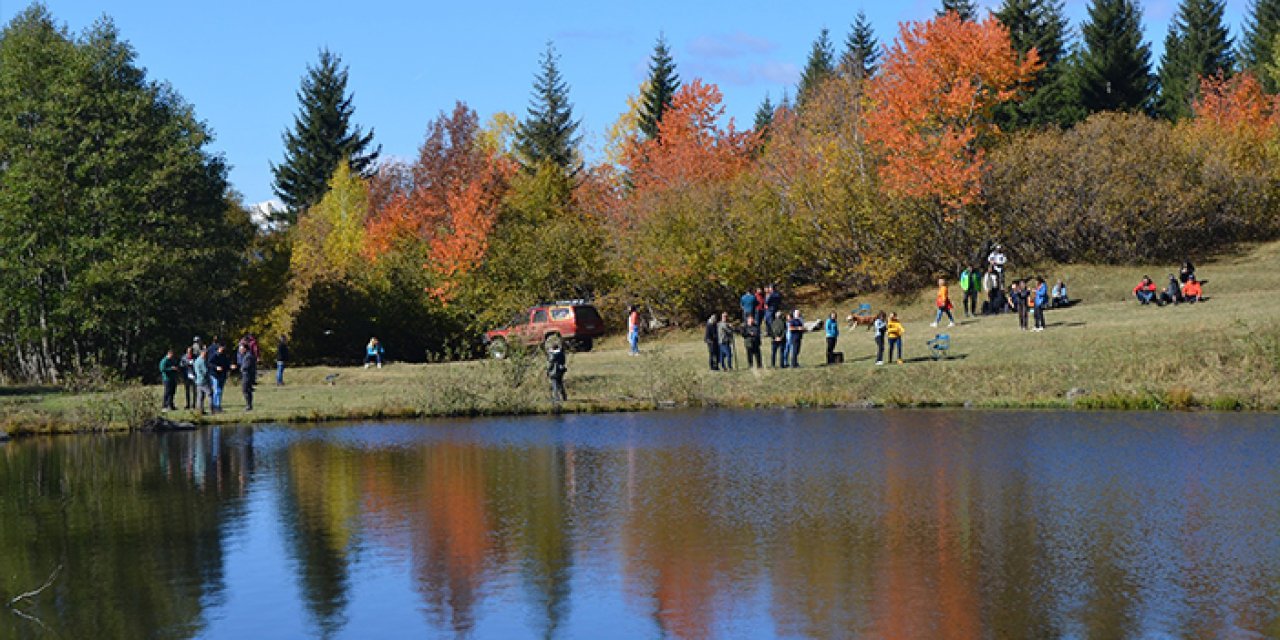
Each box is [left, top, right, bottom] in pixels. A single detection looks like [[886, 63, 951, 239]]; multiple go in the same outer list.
[[987, 244, 1007, 290], [547, 343, 568, 402]]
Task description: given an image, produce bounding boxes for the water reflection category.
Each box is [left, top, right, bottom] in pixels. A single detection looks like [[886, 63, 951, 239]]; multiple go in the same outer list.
[[3, 411, 1280, 639]]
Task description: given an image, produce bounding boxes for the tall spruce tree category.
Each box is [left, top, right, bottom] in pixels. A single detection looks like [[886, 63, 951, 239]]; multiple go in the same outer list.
[[1158, 0, 1234, 120], [842, 10, 880, 78], [271, 49, 379, 222], [796, 28, 836, 110], [514, 43, 582, 174], [938, 0, 980, 21], [995, 0, 1079, 127], [1241, 0, 1280, 90], [637, 35, 680, 141], [1076, 0, 1156, 113], [754, 93, 775, 133]]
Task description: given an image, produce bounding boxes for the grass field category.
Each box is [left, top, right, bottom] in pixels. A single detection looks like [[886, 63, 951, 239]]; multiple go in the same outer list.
[[4, 241, 1280, 437]]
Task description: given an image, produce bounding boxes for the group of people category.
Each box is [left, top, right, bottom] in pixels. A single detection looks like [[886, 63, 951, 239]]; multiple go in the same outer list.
[[159, 335, 274, 414], [1134, 262, 1203, 306], [701, 286, 818, 370]]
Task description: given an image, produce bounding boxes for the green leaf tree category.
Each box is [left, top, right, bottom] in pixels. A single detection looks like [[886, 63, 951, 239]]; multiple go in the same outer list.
[[1240, 0, 1280, 90], [796, 28, 836, 110], [842, 10, 880, 78], [637, 35, 680, 141], [514, 43, 582, 175], [1158, 0, 1234, 120], [1075, 0, 1156, 114], [271, 49, 380, 223]]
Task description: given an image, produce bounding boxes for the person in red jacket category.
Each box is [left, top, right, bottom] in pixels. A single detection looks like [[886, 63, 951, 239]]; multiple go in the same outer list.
[[1181, 277, 1203, 303], [1133, 276, 1158, 305]]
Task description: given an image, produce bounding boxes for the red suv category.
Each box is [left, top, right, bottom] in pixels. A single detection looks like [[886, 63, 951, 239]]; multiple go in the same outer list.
[[484, 301, 606, 357]]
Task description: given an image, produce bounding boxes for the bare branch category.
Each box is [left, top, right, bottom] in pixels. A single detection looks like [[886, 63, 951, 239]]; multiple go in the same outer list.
[[8, 564, 62, 608]]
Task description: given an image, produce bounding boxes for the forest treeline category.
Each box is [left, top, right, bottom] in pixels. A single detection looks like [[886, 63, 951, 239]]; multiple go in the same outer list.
[[2, 0, 1280, 380]]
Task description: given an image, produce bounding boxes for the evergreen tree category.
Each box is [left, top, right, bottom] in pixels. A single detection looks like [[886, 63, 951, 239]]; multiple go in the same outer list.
[[796, 28, 836, 110], [1158, 0, 1234, 120], [842, 10, 880, 78], [754, 93, 775, 134], [938, 0, 980, 21], [995, 0, 1079, 127], [1075, 0, 1156, 113], [271, 49, 379, 222], [1241, 0, 1280, 90], [514, 43, 582, 174], [637, 35, 680, 141]]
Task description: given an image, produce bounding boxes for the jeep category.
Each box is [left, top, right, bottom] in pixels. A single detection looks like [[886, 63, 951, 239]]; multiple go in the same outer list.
[[483, 301, 605, 358]]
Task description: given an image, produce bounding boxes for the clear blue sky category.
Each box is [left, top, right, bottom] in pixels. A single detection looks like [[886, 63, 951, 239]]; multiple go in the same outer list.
[[2, 0, 1251, 205]]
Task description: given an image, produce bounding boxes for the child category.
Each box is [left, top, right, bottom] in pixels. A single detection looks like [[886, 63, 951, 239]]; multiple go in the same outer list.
[[886, 313, 905, 364], [932, 278, 955, 328], [873, 311, 887, 365]]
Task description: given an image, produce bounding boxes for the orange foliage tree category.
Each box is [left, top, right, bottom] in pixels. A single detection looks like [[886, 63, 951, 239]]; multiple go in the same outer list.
[[365, 102, 515, 299], [622, 79, 760, 199], [1190, 71, 1280, 141], [866, 12, 1041, 209]]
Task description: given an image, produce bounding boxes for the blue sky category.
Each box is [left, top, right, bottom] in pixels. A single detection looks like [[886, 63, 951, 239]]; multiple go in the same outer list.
[[2, 0, 1252, 204]]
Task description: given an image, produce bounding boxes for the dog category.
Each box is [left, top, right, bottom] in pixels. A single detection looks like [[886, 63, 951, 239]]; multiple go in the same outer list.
[[847, 313, 876, 330]]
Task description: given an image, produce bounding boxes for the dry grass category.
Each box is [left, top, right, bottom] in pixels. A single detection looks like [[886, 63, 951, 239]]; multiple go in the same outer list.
[[4, 242, 1280, 436]]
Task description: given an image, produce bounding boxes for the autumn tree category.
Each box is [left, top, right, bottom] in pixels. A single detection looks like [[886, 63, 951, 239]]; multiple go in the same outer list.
[[842, 11, 880, 78], [638, 35, 680, 141], [1186, 71, 1280, 181], [272, 49, 380, 222], [1158, 0, 1234, 120], [1076, 0, 1156, 114], [514, 43, 581, 174], [1241, 0, 1280, 90], [866, 12, 1042, 209], [796, 28, 836, 110]]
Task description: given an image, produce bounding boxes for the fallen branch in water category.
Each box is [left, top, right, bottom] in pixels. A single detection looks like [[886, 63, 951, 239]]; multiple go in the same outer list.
[[8, 564, 61, 608]]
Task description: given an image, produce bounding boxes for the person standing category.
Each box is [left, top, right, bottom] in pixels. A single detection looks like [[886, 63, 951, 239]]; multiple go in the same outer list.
[[704, 314, 721, 371], [886, 313, 905, 364], [276, 336, 289, 386], [984, 268, 1002, 314], [717, 312, 736, 371], [742, 316, 763, 369], [179, 347, 198, 410], [210, 344, 230, 413], [238, 343, 258, 411], [1033, 277, 1049, 332], [1008, 280, 1030, 331], [768, 311, 788, 368], [824, 311, 840, 363], [627, 306, 641, 356], [988, 244, 1008, 289], [931, 278, 955, 328], [365, 337, 384, 369], [787, 309, 805, 368], [753, 288, 766, 324], [194, 347, 212, 415], [159, 349, 179, 411], [740, 290, 757, 325], [547, 345, 568, 403], [960, 266, 981, 318], [873, 311, 887, 365], [764, 286, 782, 326]]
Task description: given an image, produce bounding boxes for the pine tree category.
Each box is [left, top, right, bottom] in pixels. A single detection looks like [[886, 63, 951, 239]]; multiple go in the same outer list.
[[754, 93, 775, 133], [514, 43, 582, 174], [842, 10, 880, 78], [995, 0, 1079, 127], [1075, 0, 1156, 113], [637, 35, 680, 141], [271, 49, 379, 222], [1241, 0, 1280, 91], [1158, 0, 1234, 120], [938, 0, 980, 21], [796, 28, 836, 110]]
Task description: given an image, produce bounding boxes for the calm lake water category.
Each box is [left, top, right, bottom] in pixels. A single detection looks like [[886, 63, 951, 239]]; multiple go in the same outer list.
[[3, 411, 1280, 639]]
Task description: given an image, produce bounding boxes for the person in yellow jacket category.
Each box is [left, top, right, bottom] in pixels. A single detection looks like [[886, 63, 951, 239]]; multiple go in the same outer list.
[[931, 278, 955, 328], [886, 313, 905, 364]]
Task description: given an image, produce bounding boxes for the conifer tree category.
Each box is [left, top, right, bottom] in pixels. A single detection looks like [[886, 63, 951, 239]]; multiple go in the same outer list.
[[637, 35, 680, 141], [796, 28, 836, 110], [1076, 0, 1156, 113], [514, 43, 582, 174], [271, 49, 379, 222], [1241, 0, 1280, 90], [842, 10, 880, 78], [1158, 0, 1234, 120], [938, 0, 979, 21], [995, 0, 1079, 127], [754, 93, 775, 134]]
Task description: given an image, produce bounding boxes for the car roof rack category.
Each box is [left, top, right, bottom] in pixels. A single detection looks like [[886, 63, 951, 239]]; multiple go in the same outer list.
[[541, 299, 592, 306]]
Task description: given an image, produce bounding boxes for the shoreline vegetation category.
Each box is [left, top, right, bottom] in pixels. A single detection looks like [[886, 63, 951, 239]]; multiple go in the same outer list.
[[3, 242, 1280, 438]]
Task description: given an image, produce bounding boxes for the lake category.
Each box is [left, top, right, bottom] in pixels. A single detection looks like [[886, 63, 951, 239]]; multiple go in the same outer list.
[[2, 410, 1279, 639]]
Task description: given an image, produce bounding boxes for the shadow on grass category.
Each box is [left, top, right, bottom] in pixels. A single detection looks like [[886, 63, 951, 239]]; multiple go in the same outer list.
[[0, 385, 57, 398], [1049, 321, 1088, 328]]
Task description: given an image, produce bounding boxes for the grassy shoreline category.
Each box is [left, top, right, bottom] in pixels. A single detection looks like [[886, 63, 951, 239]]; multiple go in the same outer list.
[[4, 242, 1280, 438]]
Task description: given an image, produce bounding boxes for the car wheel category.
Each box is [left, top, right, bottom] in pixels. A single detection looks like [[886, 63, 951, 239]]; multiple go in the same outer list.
[[542, 333, 563, 352], [488, 338, 509, 360]]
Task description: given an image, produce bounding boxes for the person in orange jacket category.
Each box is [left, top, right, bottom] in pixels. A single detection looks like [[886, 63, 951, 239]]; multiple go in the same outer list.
[[1133, 276, 1158, 305], [931, 278, 955, 328], [1181, 276, 1203, 303]]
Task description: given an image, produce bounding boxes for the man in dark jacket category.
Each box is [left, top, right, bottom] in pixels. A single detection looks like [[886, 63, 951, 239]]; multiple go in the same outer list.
[[764, 286, 782, 326], [159, 350, 179, 411], [547, 345, 567, 402], [768, 312, 788, 368], [238, 344, 257, 411], [209, 344, 231, 413], [704, 314, 720, 371], [742, 316, 762, 369]]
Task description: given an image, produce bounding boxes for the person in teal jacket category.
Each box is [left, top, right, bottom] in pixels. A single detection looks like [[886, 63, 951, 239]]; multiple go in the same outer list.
[[159, 350, 179, 411], [824, 311, 840, 363], [365, 337, 385, 369]]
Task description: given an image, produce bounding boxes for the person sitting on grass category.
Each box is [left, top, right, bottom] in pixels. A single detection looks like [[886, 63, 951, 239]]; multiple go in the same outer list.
[[1051, 280, 1068, 308], [365, 337, 384, 369], [886, 313, 905, 364], [1133, 276, 1158, 305], [1182, 276, 1203, 303], [1160, 274, 1183, 306]]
